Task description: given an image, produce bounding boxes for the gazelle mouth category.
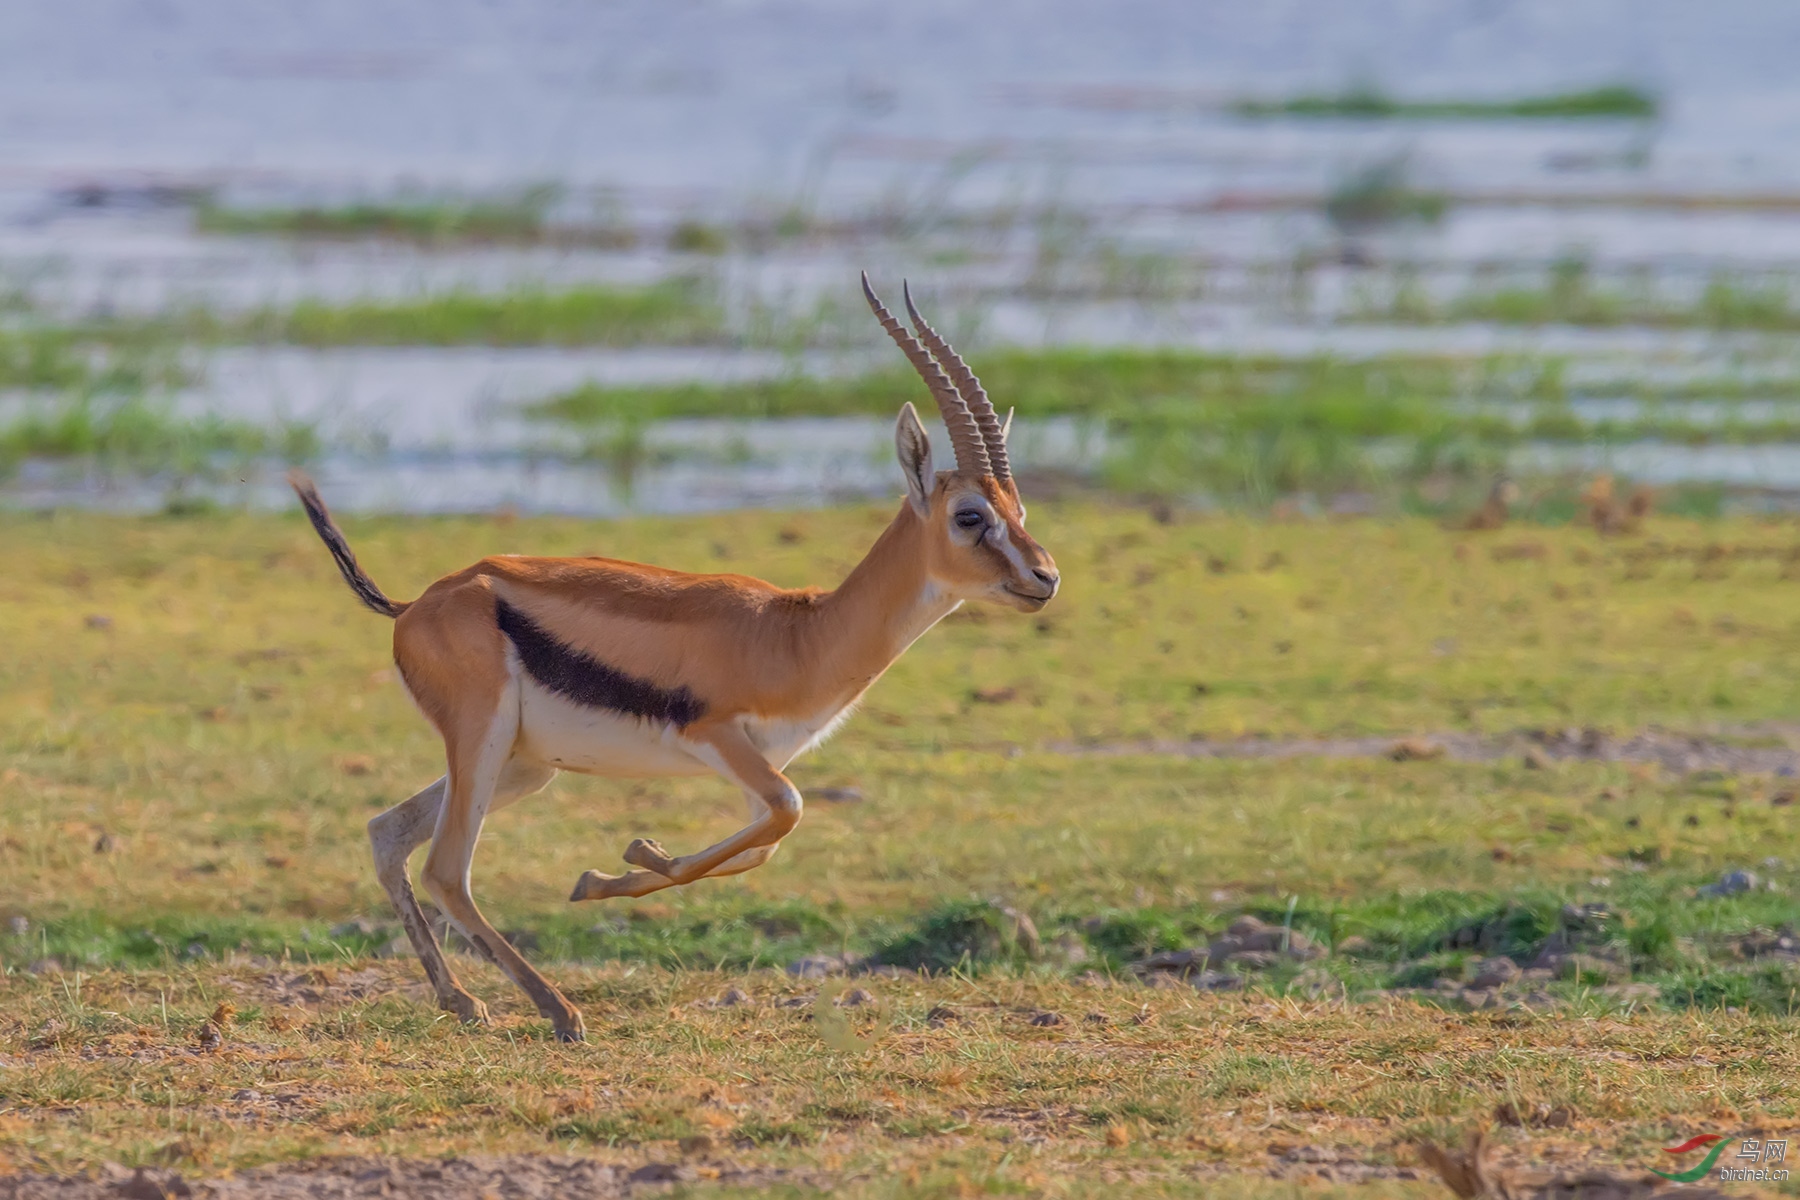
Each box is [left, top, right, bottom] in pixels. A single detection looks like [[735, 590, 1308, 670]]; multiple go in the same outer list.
[[1003, 585, 1053, 606]]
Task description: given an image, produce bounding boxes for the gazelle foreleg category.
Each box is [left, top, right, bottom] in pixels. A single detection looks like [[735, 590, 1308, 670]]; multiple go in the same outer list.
[[569, 824, 783, 901], [419, 692, 586, 1042], [571, 724, 799, 901], [369, 758, 555, 1026]]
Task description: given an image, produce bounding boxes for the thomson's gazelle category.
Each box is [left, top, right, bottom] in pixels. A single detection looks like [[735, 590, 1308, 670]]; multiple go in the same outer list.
[[292, 276, 1059, 1041]]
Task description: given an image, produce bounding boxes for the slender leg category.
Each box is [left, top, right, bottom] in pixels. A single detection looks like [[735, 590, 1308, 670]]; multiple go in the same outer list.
[[570, 844, 781, 901], [421, 692, 587, 1042], [369, 760, 555, 1025], [571, 723, 800, 901], [368, 777, 474, 1020]]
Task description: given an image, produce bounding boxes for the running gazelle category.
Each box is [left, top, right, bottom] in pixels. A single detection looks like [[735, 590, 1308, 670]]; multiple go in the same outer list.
[[291, 275, 1059, 1041]]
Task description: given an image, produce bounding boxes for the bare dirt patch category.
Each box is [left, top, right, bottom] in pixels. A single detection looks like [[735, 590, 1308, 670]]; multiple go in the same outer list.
[[221, 965, 413, 1011], [0, 1156, 810, 1200], [1054, 723, 1800, 776]]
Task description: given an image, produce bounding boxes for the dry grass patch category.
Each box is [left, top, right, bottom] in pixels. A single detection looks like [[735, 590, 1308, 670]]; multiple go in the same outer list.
[[1, 961, 1795, 1191]]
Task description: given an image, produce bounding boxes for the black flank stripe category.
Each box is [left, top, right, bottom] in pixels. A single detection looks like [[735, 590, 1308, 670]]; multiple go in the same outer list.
[[495, 598, 706, 727]]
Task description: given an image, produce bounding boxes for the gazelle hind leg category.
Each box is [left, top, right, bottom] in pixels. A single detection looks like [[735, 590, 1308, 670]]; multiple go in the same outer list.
[[572, 723, 797, 900], [369, 760, 556, 1025], [368, 777, 479, 1021], [420, 690, 587, 1042]]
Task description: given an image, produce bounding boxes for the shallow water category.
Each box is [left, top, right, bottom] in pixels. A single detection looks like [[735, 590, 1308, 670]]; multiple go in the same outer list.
[[16, 412, 1800, 516], [157, 335, 1800, 457], [1, 413, 1101, 515], [4, 1, 1797, 199], [10, 0, 1800, 314], [5, 1, 1800, 511]]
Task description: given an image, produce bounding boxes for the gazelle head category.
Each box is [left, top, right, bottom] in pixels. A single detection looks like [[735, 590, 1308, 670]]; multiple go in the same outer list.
[[862, 273, 1060, 612]]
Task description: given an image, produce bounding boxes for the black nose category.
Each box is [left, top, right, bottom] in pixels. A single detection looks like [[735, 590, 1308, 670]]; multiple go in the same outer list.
[[1032, 568, 1060, 594]]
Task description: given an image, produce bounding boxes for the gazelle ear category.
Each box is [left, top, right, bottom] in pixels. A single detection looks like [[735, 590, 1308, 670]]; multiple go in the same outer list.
[[1001, 406, 1014, 443], [894, 402, 934, 517]]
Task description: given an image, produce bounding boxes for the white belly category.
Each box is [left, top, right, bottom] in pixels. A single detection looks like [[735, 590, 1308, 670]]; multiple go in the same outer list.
[[515, 677, 712, 778], [513, 662, 860, 778], [743, 704, 858, 769]]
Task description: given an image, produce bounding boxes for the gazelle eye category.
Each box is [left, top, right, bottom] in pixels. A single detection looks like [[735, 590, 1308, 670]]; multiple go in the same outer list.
[[954, 510, 985, 529]]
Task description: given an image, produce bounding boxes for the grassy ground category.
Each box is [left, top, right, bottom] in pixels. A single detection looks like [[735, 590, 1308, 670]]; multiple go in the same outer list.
[[2, 963, 1790, 1195], [2, 504, 1799, 1191]]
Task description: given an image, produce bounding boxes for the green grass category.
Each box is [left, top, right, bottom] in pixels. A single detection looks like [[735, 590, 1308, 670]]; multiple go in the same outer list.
[[0, 327, 283, 477], [4, 506, 1800, 1186], [529, 348, 1800, 500], [194, 190, 636, 249], [0, 328, 182, 392], [1234, 83, 1658, 121], [1361, 262, 1800, 332], [530, 350, 1531, 499], [5, 505, 1800, 916], [8, 331, 1796, 506], [245, 281, 724, 348], [198, 200, 544, 243], [13, 877, 1794, 1013], [75, 280, 726, 350], [1325, 157, 1449, 232], [10, 320, 1795, 500], [668, 218, 732, 254], [530, 352, 1552, 424], [0, 397, 317, 474], [0, 329, 96, 391]]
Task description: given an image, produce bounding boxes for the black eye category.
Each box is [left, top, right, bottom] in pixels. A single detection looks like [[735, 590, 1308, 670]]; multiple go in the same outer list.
[[955, 510, 985, 529]]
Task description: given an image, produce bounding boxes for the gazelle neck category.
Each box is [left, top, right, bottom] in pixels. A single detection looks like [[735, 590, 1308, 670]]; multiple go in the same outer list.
[[811, 501, 959, 691]]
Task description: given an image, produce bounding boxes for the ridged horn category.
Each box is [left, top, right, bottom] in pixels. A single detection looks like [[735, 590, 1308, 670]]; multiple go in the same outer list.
[[902, 281, 1011, 481], [861, 272, 991, 476]]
